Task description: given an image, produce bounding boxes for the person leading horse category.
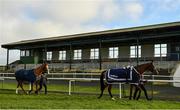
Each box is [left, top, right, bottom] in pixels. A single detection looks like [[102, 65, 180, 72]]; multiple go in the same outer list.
[[15, 63, 49, 94]]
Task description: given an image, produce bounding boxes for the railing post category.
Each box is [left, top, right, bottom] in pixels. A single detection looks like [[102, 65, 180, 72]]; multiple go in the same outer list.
[[69, 80, 72, 95], [119, 83, 122, 99], [151, 75, 154, 99]]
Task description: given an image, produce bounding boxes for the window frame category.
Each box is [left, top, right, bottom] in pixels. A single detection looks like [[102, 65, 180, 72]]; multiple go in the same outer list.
[[109, 47, 119, 59], [90, 48, 99, 59], [73, 49, 82, 60], [46, 51, 52, 61], [130, 45, 141, 58], [59, 50, 66, 60], [154, 44, 167, 57]]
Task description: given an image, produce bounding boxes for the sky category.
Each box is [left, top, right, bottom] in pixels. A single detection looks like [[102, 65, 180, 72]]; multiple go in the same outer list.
[[0, 0, 180, 65]]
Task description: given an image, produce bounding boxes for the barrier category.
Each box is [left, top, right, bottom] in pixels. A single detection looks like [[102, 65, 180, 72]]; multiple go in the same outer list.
[[0, 73, 180, 99]]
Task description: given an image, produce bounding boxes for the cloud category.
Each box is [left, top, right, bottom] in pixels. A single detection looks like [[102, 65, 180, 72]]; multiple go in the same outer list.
[[0, 0, 145, 65], [124, 2, 143, 20]]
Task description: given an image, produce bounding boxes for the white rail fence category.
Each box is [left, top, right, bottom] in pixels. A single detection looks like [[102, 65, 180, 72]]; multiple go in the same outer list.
[[0, 73, 180, 98]]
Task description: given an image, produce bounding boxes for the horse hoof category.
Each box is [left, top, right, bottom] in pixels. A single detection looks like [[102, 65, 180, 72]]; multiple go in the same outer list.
[[111, 97, 115, 100]]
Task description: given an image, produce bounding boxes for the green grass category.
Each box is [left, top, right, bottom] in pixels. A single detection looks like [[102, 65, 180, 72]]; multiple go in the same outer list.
[[0, 89, 180, 109], [0, 82, 180, 109]]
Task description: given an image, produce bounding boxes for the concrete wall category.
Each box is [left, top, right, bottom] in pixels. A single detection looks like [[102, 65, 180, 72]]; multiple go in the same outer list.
[[141, 45, 154, 57], [119, 46, 130, 58], [82, 49, 90, 59], [52, 51, 59, 60]]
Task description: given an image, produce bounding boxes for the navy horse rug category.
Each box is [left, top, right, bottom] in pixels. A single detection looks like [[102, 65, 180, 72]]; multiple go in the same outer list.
[[106, 66, 140, 84], [15, 69, 36, 83]]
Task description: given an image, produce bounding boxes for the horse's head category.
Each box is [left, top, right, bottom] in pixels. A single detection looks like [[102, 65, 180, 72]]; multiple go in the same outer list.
[[42, 63, 49, 74], [146, 61, 159, 75], [135, 61, 159, 75]]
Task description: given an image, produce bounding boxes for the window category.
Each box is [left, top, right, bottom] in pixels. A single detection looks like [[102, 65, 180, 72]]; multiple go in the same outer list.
[[74, 49, 82, 60], [20, 50, 30, 56], [130, 46, 141, 58], [154, 44, 167, 57], [176, 47, 180, 52], [47, 51, 52, 60], [90, 48, 99, 59], [20, 50, 25, 56], [25, 50, 30, 56], [59, 50, 66, 60], [109, 47, 118, 58]]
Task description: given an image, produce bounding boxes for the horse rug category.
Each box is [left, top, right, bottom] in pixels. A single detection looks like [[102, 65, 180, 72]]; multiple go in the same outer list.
[[106, 67, 140, 84], [15, 69, 36, 83]]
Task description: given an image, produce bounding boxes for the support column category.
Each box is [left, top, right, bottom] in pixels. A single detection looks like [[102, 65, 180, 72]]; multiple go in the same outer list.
[[44, 45, 47, 63], [136, 37, 139, 66], [6, 49, 9, 70], [69, 44, 72, 70], [99, 40, 102, 70]]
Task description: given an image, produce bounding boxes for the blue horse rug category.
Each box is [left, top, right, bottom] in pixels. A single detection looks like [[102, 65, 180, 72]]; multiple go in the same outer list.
[[15, 69, 36, 83], [106, 67, 140, 84]]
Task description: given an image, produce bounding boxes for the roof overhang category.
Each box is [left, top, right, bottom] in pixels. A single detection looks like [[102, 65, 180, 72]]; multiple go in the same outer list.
[[1, 21, 180, 49]]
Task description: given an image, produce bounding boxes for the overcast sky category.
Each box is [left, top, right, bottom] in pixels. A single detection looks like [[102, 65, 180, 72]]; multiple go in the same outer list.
[[0, 0, 180, 65]]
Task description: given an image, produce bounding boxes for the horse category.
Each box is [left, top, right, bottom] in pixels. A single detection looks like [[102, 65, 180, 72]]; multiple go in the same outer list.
[[98, 61, 158, 100], [15, 63, 49, 94], [129, 79, 149, 100], [35, 73, 48, 94]]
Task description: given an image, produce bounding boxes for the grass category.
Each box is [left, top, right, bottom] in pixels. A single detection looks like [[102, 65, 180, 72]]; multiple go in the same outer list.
[[0, 82, 180, 109], [0, 89, 180, 109]]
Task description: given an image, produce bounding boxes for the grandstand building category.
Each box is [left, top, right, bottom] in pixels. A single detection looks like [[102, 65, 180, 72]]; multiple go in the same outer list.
[[1, 21, 180, 74]]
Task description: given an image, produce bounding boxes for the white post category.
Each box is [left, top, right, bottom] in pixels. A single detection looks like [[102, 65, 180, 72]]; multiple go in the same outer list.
[[119, 83, 122, 99], [29, 83, 31, 90], [69, 80, 72, 95]]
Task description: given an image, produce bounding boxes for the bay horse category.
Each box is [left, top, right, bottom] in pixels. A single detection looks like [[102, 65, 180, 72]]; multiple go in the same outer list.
[[15, 63, 49, 94], [98, 61, 158, 100]]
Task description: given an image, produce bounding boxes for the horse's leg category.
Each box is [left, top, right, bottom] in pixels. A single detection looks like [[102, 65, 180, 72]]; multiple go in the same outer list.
[[136, 88, 141, 100], [108, 84, 115, 100], [35, 81, 39, 94], [129, 84, 134, 100], [28, 82, 33, 94], [133, 85, 140, 100], [19, 81, 27, 94], [16, 81, 20, 94], [140, 84, 151, 100], [98, 83, 108, 99], [98, 71, 107, 99]]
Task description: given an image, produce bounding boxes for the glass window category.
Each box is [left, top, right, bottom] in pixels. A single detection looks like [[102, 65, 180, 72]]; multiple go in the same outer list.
[[154, 44, 167, 57], [25, 50, 30, 56], [47, 51, 52, 60], [109, 47, 118, 58], [130, 46, 141, 58], [20, 50, 25, 56], [59, 50, 66, 60], [90, 48, 99, 59], [74, 49, 82, 60]]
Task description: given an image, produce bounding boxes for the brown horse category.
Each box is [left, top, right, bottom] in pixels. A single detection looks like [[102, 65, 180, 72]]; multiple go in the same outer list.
[[15, 63, 49, 94], [98, 61, 158, 100]]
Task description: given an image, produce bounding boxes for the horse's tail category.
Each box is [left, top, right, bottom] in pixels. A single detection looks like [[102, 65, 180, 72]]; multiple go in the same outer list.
[[100, 70, 106, 90]]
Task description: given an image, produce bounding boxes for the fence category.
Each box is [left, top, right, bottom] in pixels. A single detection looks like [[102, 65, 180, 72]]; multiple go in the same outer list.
[[0, 72, 180, 100]]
